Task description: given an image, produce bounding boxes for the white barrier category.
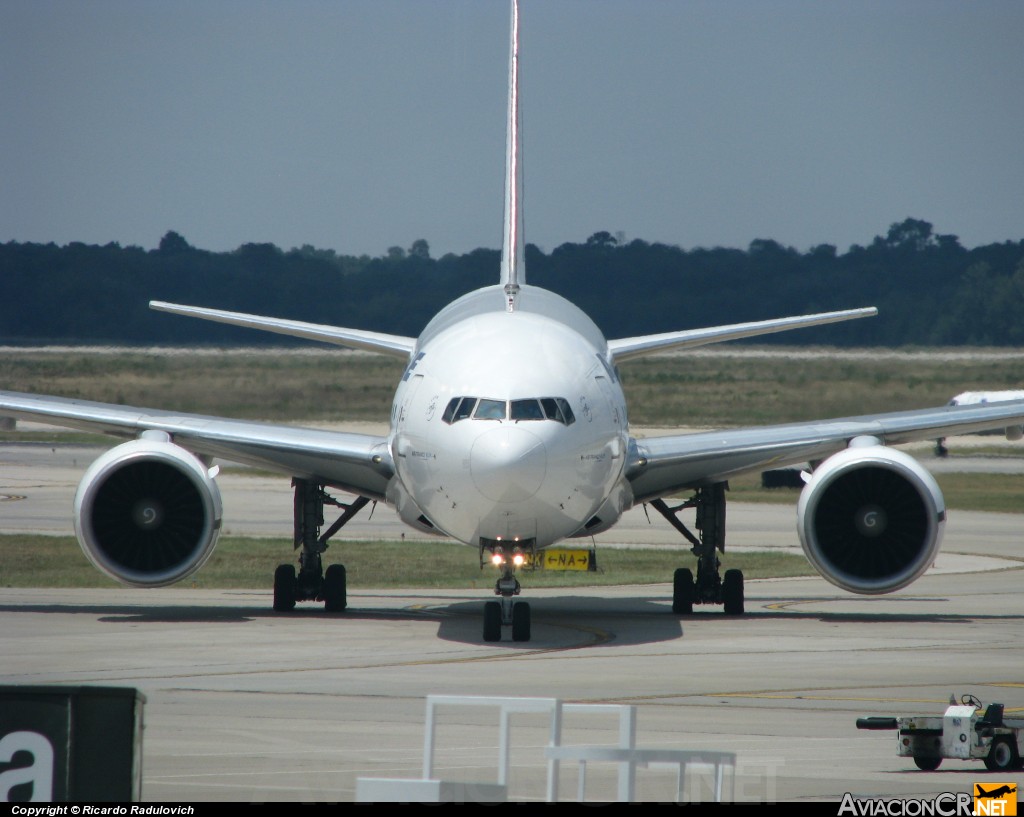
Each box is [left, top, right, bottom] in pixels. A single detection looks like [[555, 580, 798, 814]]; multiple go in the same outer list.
[[545, 745, 736, 803], [356, 694, 734, 803]]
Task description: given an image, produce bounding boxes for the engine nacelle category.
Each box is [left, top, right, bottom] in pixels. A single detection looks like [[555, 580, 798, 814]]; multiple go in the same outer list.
[[74, 437, 223, 587], [797, 444, 945, 594]]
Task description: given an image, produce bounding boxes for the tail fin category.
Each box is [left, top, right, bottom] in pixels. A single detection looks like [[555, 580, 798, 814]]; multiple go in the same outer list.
[[501, 0, 525, 310]]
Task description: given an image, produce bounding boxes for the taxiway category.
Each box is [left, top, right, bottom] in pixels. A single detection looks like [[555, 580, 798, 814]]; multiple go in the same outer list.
[[1, 442, 1022, 802]]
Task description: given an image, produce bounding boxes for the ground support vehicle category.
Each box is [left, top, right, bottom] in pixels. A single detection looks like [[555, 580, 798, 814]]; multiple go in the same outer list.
[[857, 695, 1024, 772]]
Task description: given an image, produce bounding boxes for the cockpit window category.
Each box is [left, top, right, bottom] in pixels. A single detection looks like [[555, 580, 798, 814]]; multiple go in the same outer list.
[[556, 398, 576, 425], [443, 396, 477, 424], [541, 397, 575, 425], [474, 398, 506, 420], [510, 399, 544, 421], [442, 397, 459, 423], [454, 397, 477, 421], [443, 396, 575, 425]]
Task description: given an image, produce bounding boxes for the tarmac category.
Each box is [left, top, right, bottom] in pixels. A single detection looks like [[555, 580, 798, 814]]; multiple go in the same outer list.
[[1, 439, 1023, 803]]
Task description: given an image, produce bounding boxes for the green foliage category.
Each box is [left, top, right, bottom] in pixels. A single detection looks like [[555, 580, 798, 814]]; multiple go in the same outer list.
[[1, 218, 1022, 346]]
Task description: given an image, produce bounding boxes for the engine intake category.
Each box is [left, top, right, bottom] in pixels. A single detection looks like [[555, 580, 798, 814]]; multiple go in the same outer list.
[[797, 445, 944, 594], [74, 438, 223, 587]]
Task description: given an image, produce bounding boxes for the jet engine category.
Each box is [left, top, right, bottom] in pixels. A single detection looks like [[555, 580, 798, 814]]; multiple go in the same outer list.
[[797, 442, 945, 595], [73, 435, 223, 587]]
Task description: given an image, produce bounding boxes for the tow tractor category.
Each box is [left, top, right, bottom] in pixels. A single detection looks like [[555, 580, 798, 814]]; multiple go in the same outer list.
[[857, 694, 1024, 771]]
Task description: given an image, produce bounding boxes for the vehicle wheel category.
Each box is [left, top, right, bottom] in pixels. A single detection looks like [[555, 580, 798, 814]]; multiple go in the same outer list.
[[984, 737, 1020, 771], [723, 568, 744, 615], [273, 564, 297, 612], [673, 568, 695, 615], [483, 601, 502, 642], [511, 602, 531, 642], [913, 755, 942, 771], [323, 563, 347, 612]]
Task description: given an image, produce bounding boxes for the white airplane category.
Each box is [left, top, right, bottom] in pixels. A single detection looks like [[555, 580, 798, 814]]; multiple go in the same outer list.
[[4, 0, 1024, 642]]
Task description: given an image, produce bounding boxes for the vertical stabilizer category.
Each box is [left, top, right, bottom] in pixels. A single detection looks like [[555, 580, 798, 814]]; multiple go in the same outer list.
[[501, 0, 525, 311]]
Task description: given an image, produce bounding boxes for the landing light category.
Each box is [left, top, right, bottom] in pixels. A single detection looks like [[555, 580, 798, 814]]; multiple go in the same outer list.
[[491, 551, 505, 567], [512, 550, 526, 567]]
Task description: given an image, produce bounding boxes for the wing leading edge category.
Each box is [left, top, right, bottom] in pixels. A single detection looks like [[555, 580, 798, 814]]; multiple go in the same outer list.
[[626, 399, 1024, 503], [0, 391, 393, 500], [608, 307, 877, 363], [149, 301, 416, 359]]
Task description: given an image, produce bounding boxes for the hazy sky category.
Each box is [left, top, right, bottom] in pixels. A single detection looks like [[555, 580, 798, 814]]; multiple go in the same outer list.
[[3, 0, 1022, 258]]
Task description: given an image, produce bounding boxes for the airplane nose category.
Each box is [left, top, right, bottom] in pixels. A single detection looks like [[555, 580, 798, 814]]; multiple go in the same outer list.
[[470, 427, 547, 503]]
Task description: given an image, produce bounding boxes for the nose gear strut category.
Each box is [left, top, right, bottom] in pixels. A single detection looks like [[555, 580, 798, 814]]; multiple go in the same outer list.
[[480, 541, 533, 642]]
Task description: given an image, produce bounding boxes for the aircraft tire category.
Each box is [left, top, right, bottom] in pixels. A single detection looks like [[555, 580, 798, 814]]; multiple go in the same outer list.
[[323, 563, 347, 612], [511, 602, 531, 642], [672, 568, 695, 615], [483, 601, 502, 642], [723, 569, 744, 615], [273, 563, 297, 612]]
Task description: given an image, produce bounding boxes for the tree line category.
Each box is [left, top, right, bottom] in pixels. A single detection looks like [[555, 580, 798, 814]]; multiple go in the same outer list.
[[1, 218, 1022, 347]]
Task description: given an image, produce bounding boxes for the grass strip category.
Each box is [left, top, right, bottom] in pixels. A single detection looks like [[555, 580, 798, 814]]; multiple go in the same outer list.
[[0, 534, 814, 590]]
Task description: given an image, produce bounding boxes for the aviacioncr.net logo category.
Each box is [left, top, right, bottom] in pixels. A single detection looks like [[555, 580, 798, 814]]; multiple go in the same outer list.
[[838, 792, 974, 816], [974, 783, 1017, 816]]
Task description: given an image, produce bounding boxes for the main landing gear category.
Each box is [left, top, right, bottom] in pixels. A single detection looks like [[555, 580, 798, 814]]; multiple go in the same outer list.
[[273, 478, 372, 613], [481, 543, 532, 642], [649, 482, 744, 616]]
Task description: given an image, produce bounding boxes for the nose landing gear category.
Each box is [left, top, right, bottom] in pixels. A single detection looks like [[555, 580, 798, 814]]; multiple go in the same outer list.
[[481, 541, 533, 642], [484, 570, 531, 642]]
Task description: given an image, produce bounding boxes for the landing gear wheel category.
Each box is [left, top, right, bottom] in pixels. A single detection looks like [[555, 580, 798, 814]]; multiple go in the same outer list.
[[672, 568, 695, 615], [913, 755, 942, 771], [723, 568, 744, 615], [984, 737, 1020, 771], [323, 563, 347, 612], [273, 564, 297, 612], [483, 600, 502, 642], [511, 602, 531, 642]]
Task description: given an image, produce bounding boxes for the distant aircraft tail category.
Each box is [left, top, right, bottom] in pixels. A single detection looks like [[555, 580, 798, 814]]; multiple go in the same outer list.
[[501, 0, 525, 310]]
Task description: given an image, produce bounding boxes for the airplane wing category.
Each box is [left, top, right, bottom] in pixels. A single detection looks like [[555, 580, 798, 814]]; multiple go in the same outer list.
[[626, 399, 1024, 503], [0, 391, 393, 500], [150, 301, 416, 358], [608, 307, 877, 363]]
